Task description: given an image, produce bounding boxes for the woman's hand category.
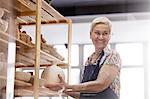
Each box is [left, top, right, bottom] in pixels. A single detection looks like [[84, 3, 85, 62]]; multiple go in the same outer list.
[[65, 85, 76, 92], [45, 74, 66, 91]]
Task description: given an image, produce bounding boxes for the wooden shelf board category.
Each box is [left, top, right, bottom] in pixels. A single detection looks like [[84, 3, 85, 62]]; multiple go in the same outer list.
[[15, 0, 68, 25], [15, 63, 52, 68], [16, 39, 34, 49], [0, 39, 8, 51], [16, 49, 68, 68], [1, 78, 67, 97], [1, 76, 64, 97], [16, 0, 34, 12], [0, 75, 32, 87], [14, 87, 67, 97], [40, 50, 68, 67]]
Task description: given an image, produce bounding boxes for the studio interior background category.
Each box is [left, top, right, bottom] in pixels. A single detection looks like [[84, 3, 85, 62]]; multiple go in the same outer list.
[[1, 0, 150, 99]]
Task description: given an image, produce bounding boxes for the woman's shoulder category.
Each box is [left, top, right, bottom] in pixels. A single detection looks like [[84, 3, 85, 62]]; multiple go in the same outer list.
[[104, 47, 121, 68], [104, 47, 119, 56]]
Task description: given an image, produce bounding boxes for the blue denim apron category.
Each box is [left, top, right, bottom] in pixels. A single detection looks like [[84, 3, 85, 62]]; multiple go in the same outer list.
[[80, 51, 118, 99]]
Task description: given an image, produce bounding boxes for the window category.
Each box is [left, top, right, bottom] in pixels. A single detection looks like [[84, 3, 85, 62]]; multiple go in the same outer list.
[[83, 45, 94, 64], [54, 44, 79, 67], [120, 68, 144, 99], [70, 68, 80, 84], [54, 45, 67, 63], [115, 42, 145, 99], [116, 43, 143, 66]]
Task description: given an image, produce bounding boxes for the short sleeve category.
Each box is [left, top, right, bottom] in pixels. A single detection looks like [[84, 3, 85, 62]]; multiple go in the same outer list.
[[104, 50, 121, 68]]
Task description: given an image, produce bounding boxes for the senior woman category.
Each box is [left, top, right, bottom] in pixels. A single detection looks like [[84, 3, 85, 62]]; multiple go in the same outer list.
[[47, 17, 121, 99]]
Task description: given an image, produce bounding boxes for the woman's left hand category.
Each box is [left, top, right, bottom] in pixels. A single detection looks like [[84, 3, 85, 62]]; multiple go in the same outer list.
[[45, 74, 66, 91]]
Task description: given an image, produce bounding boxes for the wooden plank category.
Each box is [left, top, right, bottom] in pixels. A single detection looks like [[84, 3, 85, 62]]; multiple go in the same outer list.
[[40, 0, 67, 21], [18, 20, 67, 25], [18, 16, 35, 23], [31, 0, 67, 21], [15, 0, 33, 12], [27, 15, 47, 23], [15, 80, 32, 87], [17, 50, 52, 64], [40, 51, 68, 68], [17, 10, 56, 22], [16, 53, 34, 65], [41, 9, 57, 22], [67, 19, 72, 84], [40, 50, 62, 64], [15, 63, 52, 68], [14, 87, 67, 97], [17, 11, 36, 16], [0, 38, 8, 45], [16, 17, 28, 23], [34, 0, 42, 98], [0, 76, 32, 87], [0, 30, 16, 42], [16, 0, 35, 12], [16, 40, 34, 49], [14, 87, 34, 96]]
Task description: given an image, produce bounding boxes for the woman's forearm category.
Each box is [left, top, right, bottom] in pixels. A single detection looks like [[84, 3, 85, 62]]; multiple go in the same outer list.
[[64, 91, 80, 99], [69, 80, 107, 93], [79, 80, 108, 93], [66, 65, 118, 93]]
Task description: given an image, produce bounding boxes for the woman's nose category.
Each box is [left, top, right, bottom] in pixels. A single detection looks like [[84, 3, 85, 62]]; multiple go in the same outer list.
[[97, 34, 104, 39]]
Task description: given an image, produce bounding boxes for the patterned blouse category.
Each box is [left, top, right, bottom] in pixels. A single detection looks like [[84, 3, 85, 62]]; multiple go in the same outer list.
[[82, 47, 121, 98]]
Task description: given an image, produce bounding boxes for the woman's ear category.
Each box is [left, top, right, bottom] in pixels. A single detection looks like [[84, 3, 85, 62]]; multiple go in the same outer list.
[[90, 32, 92, 39]]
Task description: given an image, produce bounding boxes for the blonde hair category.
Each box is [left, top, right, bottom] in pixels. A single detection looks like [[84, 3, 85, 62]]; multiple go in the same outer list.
[[90, 17, 112, 32]]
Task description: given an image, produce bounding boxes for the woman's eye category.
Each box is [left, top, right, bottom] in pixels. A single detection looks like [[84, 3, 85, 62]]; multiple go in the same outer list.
[[95, 32, 100, 35], [104, 32, 108, 35]]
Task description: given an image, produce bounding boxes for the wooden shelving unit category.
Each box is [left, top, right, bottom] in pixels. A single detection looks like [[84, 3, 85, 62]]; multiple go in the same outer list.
[[0, 30, 68, 68], [0, 0, 72, 98], [15, 0, 68, 24]]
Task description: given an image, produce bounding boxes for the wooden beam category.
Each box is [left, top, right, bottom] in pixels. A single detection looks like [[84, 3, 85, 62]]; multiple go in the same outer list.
[[17, 11, 36, 16], [34, 0, 41, 98]]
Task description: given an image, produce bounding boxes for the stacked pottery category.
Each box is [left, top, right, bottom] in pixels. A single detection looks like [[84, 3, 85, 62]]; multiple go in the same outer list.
[[15, 71, 31, 83], [0, 8, 8, 32], [0, 53, 7, 90]]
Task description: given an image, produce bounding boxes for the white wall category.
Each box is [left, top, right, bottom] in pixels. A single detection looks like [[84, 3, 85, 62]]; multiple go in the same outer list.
[[111, 20, 150, 43], [22, 19, 150, 44]]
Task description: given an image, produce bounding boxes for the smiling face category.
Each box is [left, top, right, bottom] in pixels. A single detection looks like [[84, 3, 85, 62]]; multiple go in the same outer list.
[[90, 23, 111, 51]]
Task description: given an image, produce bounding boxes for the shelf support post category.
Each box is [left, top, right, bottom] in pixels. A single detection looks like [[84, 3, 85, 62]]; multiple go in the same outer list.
[[34, 0, 41, 98], [67, 19, 72, 85]]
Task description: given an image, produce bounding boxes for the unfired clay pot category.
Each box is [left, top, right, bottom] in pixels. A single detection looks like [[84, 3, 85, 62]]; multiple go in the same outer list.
[[41, 65, 65, 85]]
